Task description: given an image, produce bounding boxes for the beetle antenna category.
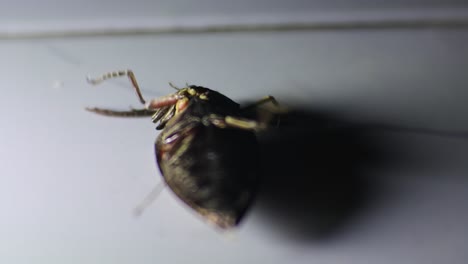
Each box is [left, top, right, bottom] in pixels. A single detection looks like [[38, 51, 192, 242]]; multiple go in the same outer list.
[[87, 69, 147, 105], [168, 82, 181, 90], [133, 181, 166, 217]]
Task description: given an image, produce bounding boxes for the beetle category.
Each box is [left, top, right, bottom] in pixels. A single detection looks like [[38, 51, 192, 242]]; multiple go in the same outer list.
[[86, 70, 278, 229]]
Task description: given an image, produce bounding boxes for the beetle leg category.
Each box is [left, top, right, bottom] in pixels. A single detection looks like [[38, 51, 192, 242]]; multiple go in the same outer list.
[[87, 69, 147, 104], [156, 106, 176, 129], [206, 114, 266, 131], [241, 95, 287, 128], [85, 107, 155, 117], [225, 116, 266, 130], [151, 107, 170, 122], [145, 93, 182, 110], [241, 95, 284, 112], [133, 181, 166, 217]]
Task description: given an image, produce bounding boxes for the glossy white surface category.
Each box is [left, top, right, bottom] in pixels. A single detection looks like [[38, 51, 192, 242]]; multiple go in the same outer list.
[[0, 29, 467, 263]]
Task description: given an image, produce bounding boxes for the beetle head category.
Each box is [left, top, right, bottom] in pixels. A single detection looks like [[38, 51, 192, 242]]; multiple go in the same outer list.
[[149, 85, 211, 129]]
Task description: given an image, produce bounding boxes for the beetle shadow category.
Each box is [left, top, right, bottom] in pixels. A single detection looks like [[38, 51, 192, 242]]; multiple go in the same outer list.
[[249, 107, 410, 241]]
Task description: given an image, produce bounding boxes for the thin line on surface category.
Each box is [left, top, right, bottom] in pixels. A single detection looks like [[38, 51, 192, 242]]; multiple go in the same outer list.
[[2, 19, 468, 40]]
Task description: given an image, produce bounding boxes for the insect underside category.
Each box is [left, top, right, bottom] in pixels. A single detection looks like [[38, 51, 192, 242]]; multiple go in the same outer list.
[[86, 70, 281, 229]]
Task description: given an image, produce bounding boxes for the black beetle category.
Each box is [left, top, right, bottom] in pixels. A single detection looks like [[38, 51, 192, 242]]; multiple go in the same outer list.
[[86, 70, 278, 229]]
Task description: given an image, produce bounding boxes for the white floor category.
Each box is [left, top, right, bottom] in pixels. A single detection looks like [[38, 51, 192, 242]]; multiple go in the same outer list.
[[1, 28, 467, 263]]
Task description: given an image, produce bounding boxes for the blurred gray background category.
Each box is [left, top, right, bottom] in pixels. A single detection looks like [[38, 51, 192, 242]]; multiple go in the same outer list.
[[0, 1, 467, 263], [1, 0, 468, 35]]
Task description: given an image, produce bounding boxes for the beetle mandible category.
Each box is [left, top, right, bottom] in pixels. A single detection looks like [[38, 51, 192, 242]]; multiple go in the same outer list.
[[86, 70, 278, 229]]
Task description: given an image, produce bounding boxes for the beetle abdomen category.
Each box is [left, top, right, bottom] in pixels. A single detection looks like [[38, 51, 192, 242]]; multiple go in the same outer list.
[[156, 120, 258, 228]]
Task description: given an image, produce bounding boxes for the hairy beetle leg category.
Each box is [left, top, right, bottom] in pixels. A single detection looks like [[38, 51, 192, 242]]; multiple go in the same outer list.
[[242, 95, 286, 113], [205, 95, 286, 130], [241, 95, 287, 128], [87, 69, 147, 104], [206, 115, 266, 131], [145, 93, 182, 110], [85, 107, 155, 117]]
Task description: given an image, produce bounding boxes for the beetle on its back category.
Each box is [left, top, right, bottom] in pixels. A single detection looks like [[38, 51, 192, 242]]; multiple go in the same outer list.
[[86, 70, 277, 229]]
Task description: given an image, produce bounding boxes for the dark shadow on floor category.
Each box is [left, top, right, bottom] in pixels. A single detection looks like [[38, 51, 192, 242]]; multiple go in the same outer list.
[[247, 108, 412, 241]]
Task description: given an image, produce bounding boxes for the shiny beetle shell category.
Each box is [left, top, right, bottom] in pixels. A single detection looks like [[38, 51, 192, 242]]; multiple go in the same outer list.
[[154, 86, 258, 228], [86, 71, 272, 229]]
